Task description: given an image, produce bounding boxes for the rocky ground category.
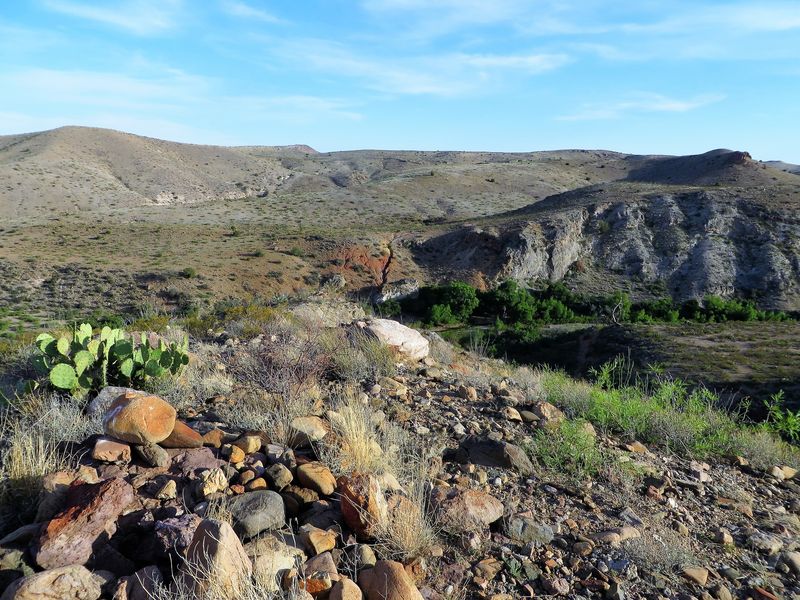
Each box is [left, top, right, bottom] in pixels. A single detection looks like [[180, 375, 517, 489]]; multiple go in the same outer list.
[[0, 317, 798, 600]]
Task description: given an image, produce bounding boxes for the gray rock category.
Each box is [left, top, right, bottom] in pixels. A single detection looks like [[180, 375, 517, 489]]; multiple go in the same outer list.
[[86, 386, 139, 418], [505, 515, 554, 546], [135, 444, 170, 468], [455, 436, 534, 475], [228, 491, 286, 539], [265, 463, 293, 490]]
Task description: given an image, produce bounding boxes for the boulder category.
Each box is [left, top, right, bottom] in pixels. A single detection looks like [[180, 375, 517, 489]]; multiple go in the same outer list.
[[359, 319, 429, 362], [176, 519, 252, 598], [338, 473, 388, 540], [160, 420, 203, 449], [228, 490, 286, 539], [33, 477, 135, 569], [103, 392, 176, 445], [359, 560, 423, 600], [297, 462, 336, 496], [0, 565, 102, 600], [373, 278, 420, 304], [429, 487, 504, 533], [154, 514, 202, 559]]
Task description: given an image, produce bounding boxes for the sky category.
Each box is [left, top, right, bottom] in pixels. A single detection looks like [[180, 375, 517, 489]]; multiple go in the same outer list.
[[1, 1, 799, 160]]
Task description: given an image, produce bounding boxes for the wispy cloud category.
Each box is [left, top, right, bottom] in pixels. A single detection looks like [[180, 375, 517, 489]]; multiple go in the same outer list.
[[271, 38, 568, 96], [42, 0, 183, 35], [558, 92, 726, 121], [219, 1, 282, 24]]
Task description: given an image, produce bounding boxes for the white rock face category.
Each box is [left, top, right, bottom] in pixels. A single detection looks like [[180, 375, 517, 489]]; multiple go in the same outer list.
[[361, 319, 430, 362]]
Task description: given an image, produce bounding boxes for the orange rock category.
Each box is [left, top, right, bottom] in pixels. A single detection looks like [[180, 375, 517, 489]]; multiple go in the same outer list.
[[338, 473, 387, 540], [161, 420, 203, 449], [103, 391, 176, 445], [202, 428, 226, 448]]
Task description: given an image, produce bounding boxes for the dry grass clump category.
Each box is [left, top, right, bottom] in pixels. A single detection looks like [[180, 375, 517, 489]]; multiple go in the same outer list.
[[0, 411, 76, 528], [321, 392, 440, 561], [735, 429, 800, 470], [323, 328, 396, 382], [624, 525, 697, 574], [321, 392, 408, 478], [374, 470, 439, 562]]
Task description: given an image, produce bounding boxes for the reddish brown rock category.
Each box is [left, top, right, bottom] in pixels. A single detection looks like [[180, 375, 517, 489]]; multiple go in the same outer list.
[[359, 560, 423, 600], [338, 473, 387, 540], [103, 392, 176, 445], [91, 436, 132, 463], [160, 420, 203, 449], [429, 487, 504, 533], [33, 477, 135, 569]]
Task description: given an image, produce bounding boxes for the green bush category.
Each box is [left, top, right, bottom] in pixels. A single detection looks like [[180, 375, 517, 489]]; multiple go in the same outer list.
[[525, 419, 603, 481]]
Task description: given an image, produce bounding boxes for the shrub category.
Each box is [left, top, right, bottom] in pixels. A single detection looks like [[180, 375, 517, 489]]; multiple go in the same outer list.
[[325, 329, 396, 382], [525, 419, 603, 481], [181, 267, 197, 279]]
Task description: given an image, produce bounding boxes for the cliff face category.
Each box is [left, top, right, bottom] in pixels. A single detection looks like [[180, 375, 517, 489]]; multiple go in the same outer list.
[[416, 188, 800, 308]]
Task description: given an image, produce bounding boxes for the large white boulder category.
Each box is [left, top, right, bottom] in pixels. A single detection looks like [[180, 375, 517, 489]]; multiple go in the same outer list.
[[359, 319, 429, 362]]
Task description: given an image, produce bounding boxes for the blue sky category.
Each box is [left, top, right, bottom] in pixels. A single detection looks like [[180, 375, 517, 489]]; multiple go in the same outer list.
[[2, 1, 799, 160]]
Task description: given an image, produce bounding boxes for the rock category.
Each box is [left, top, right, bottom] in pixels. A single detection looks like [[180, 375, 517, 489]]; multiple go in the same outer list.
[[245, 478, 267, 491], [304, 551, 338, 577], [373, 278, 419, 304], [781, 465, 797, 479], [228, 490, 285, 538], [177, 519, 252, 598], [155, 479, 177, 500], [33, 477, 135, 569], [34, 472, 76, 522], [455, 436, 534, 475], [714, 527, 734, 545], [778, 550, 800, 575], [748, 531, 783, 555], [300, 525, 337, 556], [359, 560, 423, 600], [289, 417, 329, 448], [114, 565, 163, 600], [430, 487, 504, 533], [222, 444, 246, 463], [160, 420, 203, 449], [202, 428, 226, 448], [541, 577, 570, 595], [505, 515, 554, 546], [102, 391, 176, 445], [338, 473, 388, 540], [330, 577, 364, 600], [503, 406, 522, 422], [135, 443, 170, 468], [0, 565, 102, 600], [622, 441, 648, 454], [232, 434, 262, 454], [197, 468, 228, 497], [91, 436, 131, 463], [154, 514, 202, 559], [530, 401, 565, 430], [297, 462, 336, 496], [474, 557, 503, 580], [360, 319, 429, 362], [682, 566, 709, 586], [458, 385, 478, 402], [171, 447, 225, 476], [86, 386, 138, 418], [244, 535, 306, 593], [265, 463, 293, 490]]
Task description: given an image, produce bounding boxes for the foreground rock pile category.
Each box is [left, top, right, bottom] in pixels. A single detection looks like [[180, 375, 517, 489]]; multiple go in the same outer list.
[[0, 320, 798, 599]]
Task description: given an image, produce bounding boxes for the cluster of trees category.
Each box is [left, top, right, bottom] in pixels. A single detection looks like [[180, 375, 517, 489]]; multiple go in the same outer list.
[[398, 280, 792, 328]]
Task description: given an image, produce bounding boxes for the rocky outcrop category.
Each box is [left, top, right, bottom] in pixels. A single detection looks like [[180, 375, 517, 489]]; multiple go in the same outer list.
[[417, 188, 800, 308]]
